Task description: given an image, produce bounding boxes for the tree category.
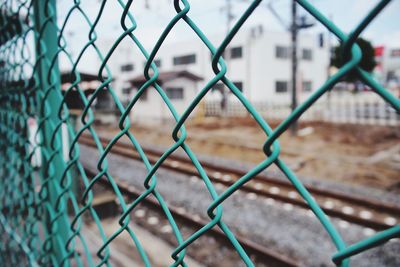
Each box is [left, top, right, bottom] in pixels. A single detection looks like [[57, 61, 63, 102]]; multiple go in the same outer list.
[[331, 37, 377, 82]]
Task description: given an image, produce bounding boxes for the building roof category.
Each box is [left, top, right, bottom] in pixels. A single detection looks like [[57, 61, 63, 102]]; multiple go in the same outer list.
[[61, 71, 102, 83], [130, 70, 202, 85], [0, 72, 105, 91]]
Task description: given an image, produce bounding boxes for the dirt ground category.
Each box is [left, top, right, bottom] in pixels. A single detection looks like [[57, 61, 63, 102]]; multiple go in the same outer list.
[[93, 117, 400, 192]]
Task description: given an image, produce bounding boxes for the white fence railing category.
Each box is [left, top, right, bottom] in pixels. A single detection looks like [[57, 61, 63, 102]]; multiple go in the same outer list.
[[204, 93, 400, 126]]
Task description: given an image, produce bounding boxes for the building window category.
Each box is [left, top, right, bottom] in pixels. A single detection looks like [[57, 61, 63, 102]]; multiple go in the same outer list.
[[121, 63, 134, 72], [166, 87, 184, 100], [210, 51, 226, 60], [302, 49, 312, 60], [230, 46, 242, 59], [144, 59, 162, 68], [154, 59, 161, 67], [302, 81, 312, 92], [173, 54, 196, 65], [140, 89, 148, 100], [233, 81, 243, 92], [212, 83, 224, 93], [387, 71, 396, 81], [391, 49, 400, 57], [275, 81, 288, 93], [134, 87, 148, 100], [122, 87, 130, 95], [276, 46, 289, 59]]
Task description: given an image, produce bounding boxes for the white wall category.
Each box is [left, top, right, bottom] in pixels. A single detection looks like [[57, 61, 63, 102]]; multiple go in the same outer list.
[[99, 28, 330, 106], [382, 47, 400, 86], [129, 77, 199, 122], [240, 31, 329, 103]]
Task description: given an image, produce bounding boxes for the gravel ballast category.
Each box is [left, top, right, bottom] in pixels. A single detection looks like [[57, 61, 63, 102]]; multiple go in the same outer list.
[[80, 145, 400, 267]]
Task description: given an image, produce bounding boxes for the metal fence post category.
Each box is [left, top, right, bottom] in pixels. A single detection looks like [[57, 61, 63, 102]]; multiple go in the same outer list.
[[33, 0, 71, 265]]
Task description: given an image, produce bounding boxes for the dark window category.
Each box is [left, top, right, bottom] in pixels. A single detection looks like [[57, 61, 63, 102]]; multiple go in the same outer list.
[[121, 63, 134, 72], [230, 46, 242, 59], [302, 81, 312, 92], [233, 81, 243, 92], [144, 59, 162, 68], [212, 83, 224, 93], [134, 87, 148, 100], [154, 59, 161, 67], [122, 87, 130, 95], [166, 87, 184, 99], [302, 49, 312, 60], [387, 71, 396, 81], [391, 49, 400, 57], [210, 51, 226, 60], [173, 54, 196, 65], [276, 46, 289, 59], [318, 33, 324, 48], [275, 81, 288, 93]]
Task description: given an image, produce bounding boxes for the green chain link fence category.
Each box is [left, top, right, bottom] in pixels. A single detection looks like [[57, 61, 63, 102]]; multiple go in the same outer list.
[[0, 0, 399, 266]]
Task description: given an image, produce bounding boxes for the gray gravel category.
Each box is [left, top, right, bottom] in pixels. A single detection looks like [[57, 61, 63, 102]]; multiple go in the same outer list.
[[80, 145, 400, 267], [142, 141, 400, 207]]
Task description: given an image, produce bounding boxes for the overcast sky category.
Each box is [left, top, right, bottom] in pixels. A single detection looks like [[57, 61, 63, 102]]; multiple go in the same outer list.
[[57, 0, 400, 71]]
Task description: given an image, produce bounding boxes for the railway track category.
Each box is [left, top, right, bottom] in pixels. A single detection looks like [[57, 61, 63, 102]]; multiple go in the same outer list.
[[79, 134, 400, 231], [84, 168, 299, 267]]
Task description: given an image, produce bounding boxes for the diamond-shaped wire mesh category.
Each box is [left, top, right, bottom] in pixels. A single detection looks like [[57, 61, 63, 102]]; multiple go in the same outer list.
[[0, 0, 399, 266]]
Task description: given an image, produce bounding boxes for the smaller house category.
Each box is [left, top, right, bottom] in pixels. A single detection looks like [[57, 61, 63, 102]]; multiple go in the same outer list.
[[61, 71, 115, 112], [61, 71, 116, 124], [128, 70, 202, 122]]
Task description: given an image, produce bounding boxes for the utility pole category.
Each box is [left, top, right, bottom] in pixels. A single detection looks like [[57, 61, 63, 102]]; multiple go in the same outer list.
[[290, 0, 298, 135], [269, 0, 313, 135]]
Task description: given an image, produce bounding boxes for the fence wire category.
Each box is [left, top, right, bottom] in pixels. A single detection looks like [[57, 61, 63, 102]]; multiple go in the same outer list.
[[0, 0, 399, 266]]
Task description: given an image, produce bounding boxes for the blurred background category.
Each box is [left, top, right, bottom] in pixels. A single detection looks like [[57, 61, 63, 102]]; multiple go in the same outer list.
[[31, 0, 400, 266]]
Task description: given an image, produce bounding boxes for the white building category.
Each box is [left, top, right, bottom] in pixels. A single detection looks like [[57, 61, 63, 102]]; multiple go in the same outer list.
[[382, 48, 400, 92], [99, 27, 330, 119], [128, 70, 202, 121]]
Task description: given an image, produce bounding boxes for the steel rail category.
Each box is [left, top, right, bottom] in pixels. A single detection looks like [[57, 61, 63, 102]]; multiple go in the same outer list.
[[79, 134, 399, 231], [83, 168, 300, 267]]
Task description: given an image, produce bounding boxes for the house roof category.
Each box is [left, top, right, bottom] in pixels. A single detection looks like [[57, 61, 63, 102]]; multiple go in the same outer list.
[[130, 70, 202, 85], [1, 72, 104, 91], [61, 71, 103, 83]]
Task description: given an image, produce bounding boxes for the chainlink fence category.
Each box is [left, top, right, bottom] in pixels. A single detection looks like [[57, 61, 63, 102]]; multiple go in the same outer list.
[[0, 0, 399, 266]]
